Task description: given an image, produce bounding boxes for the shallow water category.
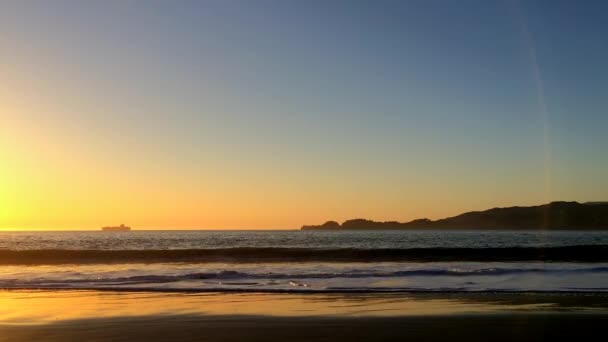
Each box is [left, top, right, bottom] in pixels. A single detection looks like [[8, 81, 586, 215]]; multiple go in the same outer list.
[[1, 230, 607, 293], [2, 290, 607, 324], [1, 262, 608, 293]]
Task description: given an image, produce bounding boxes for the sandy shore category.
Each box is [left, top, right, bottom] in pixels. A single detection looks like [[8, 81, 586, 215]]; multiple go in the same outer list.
[[1, 290, 607, 341], [2, 314, 608, 342]]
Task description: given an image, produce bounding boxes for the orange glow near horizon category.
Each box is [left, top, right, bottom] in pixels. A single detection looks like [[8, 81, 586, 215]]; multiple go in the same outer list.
[[2, 2, 606, 232], [0, 112, 593, 231], [0, 110, 594, 230], [1, 104, 514, 231]]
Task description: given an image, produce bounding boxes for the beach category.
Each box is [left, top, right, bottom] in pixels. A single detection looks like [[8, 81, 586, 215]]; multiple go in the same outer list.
[[2, 231, 608, 341], [1, 290, 608, 342], [4, 0, 608, 340]]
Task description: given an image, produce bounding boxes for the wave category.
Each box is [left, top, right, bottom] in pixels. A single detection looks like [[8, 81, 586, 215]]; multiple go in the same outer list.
[[3, 266, 608, 293], [1, 245, 608, 264], [5, 266, 608, 286]]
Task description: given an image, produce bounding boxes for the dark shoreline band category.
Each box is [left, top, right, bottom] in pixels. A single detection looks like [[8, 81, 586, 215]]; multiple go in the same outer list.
[[1, 245, 607, 264]]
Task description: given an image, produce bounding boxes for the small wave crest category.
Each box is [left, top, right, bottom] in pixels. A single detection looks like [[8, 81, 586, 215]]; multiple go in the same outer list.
[[3, 266, 608, 287]]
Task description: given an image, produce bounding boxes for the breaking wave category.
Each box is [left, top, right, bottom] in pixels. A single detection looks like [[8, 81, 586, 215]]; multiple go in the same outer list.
[[2, 263, 608, 293]]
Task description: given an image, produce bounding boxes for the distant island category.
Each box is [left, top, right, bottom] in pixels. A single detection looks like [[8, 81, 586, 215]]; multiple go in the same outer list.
[[301, 201, 608, 230]]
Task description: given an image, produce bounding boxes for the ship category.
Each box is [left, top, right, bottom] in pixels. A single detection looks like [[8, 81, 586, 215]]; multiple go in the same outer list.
[[102, 224, 131, 232]]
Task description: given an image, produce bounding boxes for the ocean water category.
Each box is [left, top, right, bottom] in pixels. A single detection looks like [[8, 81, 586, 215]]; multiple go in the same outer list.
[[2, 230, 608, 250], [1, 230, 608, 293]]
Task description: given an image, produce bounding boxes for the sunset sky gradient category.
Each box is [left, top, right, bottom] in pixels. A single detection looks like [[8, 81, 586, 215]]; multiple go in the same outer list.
[[1, 0, 607, 229]]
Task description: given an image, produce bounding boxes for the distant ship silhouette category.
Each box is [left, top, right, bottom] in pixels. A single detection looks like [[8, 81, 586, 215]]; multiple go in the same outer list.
[[102, 224, 131, 231]]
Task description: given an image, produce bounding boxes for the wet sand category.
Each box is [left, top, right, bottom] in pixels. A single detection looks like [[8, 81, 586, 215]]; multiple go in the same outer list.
[[3, 314, 608, 342], [1, 290, 607, 341]]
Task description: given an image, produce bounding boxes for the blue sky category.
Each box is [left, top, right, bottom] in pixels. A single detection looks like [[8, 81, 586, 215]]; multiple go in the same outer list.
[[1, 0, 607, 228]]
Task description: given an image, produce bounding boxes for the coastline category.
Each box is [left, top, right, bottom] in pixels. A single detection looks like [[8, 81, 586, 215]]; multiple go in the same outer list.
[[301, 201, 608, 231]]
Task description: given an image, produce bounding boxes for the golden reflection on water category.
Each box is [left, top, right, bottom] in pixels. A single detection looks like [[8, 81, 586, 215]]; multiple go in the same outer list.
[[0, 290, 564, 324]]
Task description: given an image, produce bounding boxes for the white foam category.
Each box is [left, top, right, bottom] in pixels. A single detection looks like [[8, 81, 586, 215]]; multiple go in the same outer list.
[[1, 261, 608, 292]]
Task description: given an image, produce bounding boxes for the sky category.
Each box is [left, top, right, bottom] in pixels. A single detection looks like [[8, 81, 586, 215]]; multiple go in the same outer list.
[[1, 0, 607, 230]]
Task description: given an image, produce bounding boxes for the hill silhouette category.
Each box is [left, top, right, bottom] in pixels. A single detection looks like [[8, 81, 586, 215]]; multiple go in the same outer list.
[[301, 201, 608, 230]]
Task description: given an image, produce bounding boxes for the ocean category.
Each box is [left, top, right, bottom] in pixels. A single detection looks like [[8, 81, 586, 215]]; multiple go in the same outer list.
[[1, 230, 608, 293]]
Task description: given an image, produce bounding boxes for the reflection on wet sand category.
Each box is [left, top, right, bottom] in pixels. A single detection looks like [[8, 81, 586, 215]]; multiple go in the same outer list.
[[1, 290, 608, 324]]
